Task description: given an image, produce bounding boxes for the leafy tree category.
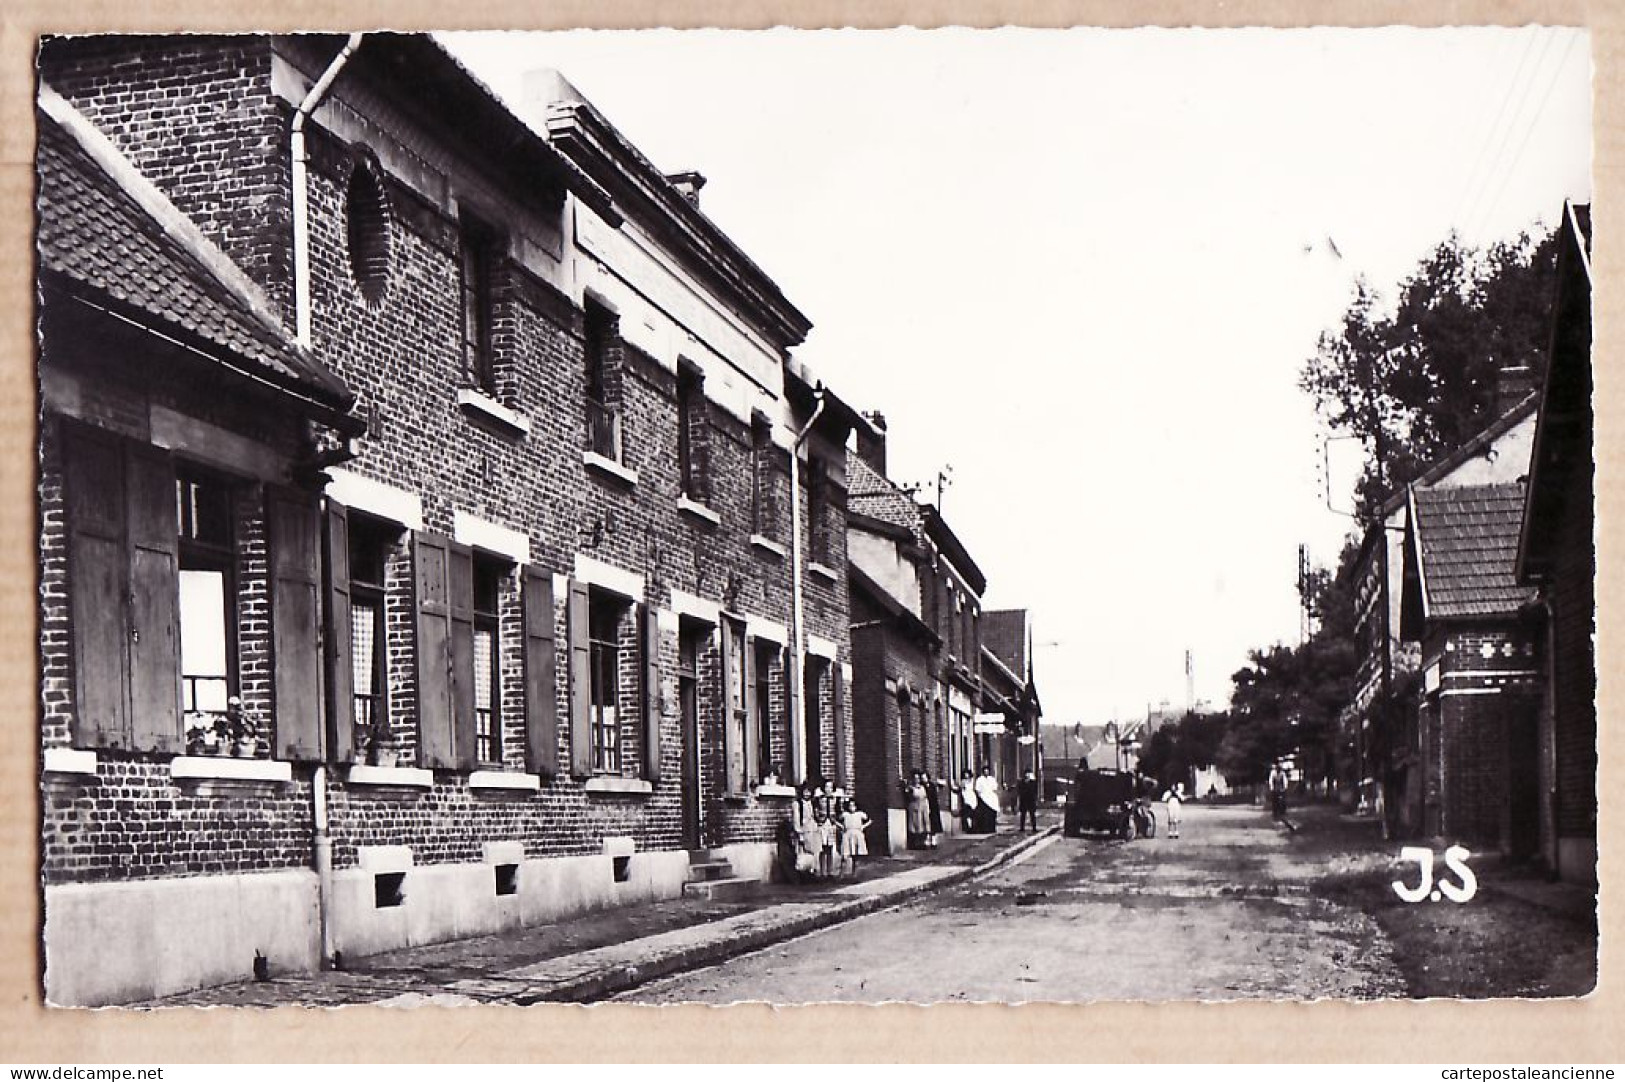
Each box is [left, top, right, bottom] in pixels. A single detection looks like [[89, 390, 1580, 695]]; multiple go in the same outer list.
[[1301, 227, 1559, 518]]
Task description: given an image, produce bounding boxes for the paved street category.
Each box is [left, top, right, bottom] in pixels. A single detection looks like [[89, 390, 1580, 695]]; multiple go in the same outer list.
[[621, 803, 1407, 1003]]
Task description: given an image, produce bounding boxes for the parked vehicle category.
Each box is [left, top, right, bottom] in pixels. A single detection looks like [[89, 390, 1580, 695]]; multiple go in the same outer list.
[[1063, 767, 1138, 838]]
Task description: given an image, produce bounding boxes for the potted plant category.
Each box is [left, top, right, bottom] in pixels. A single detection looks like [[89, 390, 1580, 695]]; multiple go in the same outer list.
[[226, 697, 262, 758], [184, 713, 213, 756]]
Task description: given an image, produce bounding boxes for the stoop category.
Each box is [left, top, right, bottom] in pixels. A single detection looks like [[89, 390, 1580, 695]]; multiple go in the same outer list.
[[682, 849, 761, 902]]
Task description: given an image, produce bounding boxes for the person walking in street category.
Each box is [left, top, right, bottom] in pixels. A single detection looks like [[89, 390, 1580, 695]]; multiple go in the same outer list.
[[1268, 763, 1296, 834], [1017, 770, 1039, 833], [958, 769, 979, 833], [1162, 781, 1184, 839]]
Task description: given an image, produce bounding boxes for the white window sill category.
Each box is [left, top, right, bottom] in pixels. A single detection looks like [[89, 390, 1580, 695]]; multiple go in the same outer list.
[[755, 783, 797, 799], [348, 764, 434, 788], [584, 776, 653, 796], [170, 756, 293, 783], [750, 534, 786, 559], [469, 770, 542, 792], [807, 561, 839, 584], [457, 388, 530, 438], [43, 748, 99, 776], [677, 495, 721, 526], [584, 450, 638, 486]]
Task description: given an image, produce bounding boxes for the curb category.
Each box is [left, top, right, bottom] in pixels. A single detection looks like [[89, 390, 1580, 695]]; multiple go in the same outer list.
[[526, 825, 1061, 1003]]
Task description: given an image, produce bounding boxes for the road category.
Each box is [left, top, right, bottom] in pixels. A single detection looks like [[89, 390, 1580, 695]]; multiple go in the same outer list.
[[620, 803, 1407, 1003]]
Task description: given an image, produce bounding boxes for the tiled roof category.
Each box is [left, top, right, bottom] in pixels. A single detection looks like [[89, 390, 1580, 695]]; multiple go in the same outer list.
[[982, 610, 1028, 675], [35, 90, 352, 406], [1411, 482, 1535, 619], [845, 450, 922, 538]]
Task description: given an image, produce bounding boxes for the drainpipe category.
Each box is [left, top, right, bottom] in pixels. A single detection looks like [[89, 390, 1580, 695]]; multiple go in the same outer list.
[[788, 383, 827, 785], [312, 764, 336, 967], [292, 33, 364, 347], [290, 34, 361, 970]]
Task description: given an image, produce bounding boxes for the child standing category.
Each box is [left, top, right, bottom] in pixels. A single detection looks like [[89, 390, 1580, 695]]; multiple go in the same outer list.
[[1162, 781, 1185, 839], [814, 809, 837, 879], [840, 798, 871, 878]]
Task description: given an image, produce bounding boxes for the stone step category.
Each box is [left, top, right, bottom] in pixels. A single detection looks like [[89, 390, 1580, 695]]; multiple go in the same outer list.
[[682, 876, 760, 902], [686, 860, 735, 882]]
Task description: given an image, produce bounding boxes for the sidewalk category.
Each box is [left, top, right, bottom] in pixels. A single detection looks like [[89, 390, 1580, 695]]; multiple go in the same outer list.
[[138, 814, 1059, 1008]]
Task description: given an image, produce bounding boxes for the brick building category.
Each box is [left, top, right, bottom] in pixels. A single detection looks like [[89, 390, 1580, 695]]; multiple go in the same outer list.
[[845, 419, 996, 851], [980, 609, 1041, 789], [37, 33, 859, 1005], [1340, 387, 1538, 839], [1399, 483, 1542, 853], [1516, 203, 1595, 884]]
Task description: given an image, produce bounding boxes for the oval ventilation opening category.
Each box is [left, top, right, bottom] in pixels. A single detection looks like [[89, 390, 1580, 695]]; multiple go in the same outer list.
[[346, 159, 392, 305]]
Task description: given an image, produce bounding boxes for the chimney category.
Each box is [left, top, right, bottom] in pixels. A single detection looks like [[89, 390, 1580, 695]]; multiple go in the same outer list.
[[857, 410, 888, 476], [666, 171, 707, 208], [1495, 365, 1537, 415]]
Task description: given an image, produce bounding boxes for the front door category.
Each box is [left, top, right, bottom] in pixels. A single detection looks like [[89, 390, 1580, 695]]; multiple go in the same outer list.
[[678, 621, 702, 850]]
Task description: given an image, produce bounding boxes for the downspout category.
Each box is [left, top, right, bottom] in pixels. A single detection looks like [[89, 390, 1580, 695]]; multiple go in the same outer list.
[[789, 384, 828, 785], [292, 33, 364, 347], [290, 34, 361, 969]]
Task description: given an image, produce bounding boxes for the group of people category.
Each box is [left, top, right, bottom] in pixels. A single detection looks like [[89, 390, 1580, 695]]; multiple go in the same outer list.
[[789, 781, 873, 881], [902, 765, 1015, 848]]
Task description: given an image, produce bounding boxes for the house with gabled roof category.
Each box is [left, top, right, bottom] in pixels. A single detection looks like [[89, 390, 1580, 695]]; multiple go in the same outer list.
[[1399, 481, 1542, 852]]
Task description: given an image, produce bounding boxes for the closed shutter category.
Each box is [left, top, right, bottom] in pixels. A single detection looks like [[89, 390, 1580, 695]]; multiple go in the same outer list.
[[322, 502, 355, 763], [833, 663, 848, 790], [448, 542, 476, 770], [414, 531, 455, 769], [125, 443, 181, 754], [522, 567, 558, 779], [269, 488, 324, 761], [742, 636, 759, 787], [567, 578, 592, 778], [642, 604, 662, 782], [720, 619, 739, 794], [63, 427, 130, 749]]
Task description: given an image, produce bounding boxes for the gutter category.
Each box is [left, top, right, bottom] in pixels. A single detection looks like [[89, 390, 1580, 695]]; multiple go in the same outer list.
[[292, 33, 364, 348], [788, 383, 828, 784]]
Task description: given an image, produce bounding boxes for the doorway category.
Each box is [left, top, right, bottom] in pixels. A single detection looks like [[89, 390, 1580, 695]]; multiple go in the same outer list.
[[678, 619, 704, 851]]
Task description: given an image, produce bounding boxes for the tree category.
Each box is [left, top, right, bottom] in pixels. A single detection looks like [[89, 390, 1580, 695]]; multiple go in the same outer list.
[[1301, 227, 1559, 518]]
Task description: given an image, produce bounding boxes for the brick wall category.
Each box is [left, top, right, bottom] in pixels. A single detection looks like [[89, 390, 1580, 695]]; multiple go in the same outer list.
[[1549, 456, 1596, 840]]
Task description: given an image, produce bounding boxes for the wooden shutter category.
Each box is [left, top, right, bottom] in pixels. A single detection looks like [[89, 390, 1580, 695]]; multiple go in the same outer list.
[[833, 662, 848, 790], [448, 542, 476, 769], [63, 428, 131, 749], [269, 488, 323, 761], [522, 566, 558, 779], [125, 443, 181, 754], [567, 578, 592, 778], [322, 502, 355, 763], [742, 636, 759, 787], [719, 619, 739, 794], [414, 531, 456, 769], [641, 604, 663, 783]]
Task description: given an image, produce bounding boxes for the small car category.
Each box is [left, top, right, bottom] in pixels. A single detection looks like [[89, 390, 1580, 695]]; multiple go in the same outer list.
[[1063, 766, 1138, 839]]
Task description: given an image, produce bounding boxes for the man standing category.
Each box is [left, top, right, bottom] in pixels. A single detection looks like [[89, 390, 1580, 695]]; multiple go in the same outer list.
[[1017, 770, 1039, 833]]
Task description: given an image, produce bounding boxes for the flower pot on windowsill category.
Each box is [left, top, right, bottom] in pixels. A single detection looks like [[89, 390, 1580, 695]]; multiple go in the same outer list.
[[368, 744, 399, 768], [234, 737, 258, 758]]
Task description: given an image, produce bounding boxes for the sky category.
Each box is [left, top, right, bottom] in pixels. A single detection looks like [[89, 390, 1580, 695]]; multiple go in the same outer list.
[[443, 26, 1592, 727]]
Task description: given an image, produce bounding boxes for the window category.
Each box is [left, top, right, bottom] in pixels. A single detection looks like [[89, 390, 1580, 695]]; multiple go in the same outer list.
[[589, 591, 623, 774], [473, 557, 504, 764], [346, 154, 392, 305], [460, 210, 500, 395], [176, 471, 236, 724], [754, 640, 777, 780], [348, 515, 395, 753], [676, 361, 707, 501], [585, 300, 621, 460], [804, 656, 828, 783], [750, 413, 778, 540], [807, 457, 832, 565]]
